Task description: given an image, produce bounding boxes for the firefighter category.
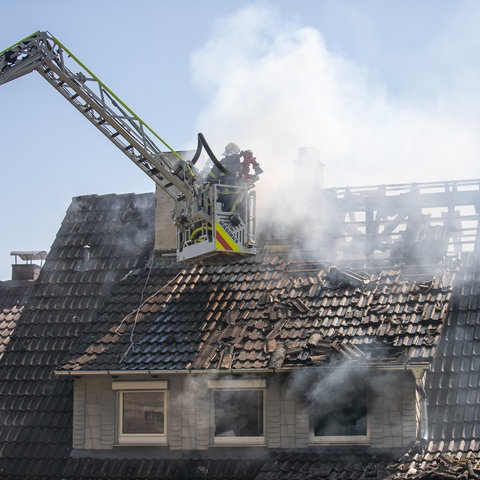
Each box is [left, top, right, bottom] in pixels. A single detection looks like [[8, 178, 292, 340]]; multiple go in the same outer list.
[[208, 142, 245, 212], [208, 142, 243, 184], [208, 142, 263, 215]]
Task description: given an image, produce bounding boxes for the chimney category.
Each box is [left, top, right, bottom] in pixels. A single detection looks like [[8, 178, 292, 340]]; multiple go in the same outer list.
[[294, 147, 324, 191], [154, 186, 177, 253], [10, 250, 47, 281], [154, 149, 196, 256]]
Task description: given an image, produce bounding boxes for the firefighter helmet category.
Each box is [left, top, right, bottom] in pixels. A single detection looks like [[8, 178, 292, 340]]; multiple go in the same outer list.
[[222, 142, 240, 156]]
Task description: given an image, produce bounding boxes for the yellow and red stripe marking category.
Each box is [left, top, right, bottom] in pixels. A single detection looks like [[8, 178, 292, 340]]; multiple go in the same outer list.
[[215, 222, 240, 251]]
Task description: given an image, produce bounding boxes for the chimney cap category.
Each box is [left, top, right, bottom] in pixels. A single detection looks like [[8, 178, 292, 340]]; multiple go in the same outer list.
[[10, 250, 48, 262]]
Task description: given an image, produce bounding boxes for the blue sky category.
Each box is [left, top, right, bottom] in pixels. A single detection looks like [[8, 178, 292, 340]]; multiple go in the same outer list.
[[1, 0, 479, 279]]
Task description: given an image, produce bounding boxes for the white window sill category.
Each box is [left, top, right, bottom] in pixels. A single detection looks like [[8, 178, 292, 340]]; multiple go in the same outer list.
[[309, 435, 370, 445], [117, 436, 168, 446], [213, 436, 265, 446]]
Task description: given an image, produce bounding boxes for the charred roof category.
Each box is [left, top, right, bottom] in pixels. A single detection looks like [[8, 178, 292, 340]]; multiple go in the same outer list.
[[61, 253, 454, 373]]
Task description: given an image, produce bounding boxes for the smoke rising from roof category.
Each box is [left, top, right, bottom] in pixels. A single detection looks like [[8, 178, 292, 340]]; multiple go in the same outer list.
[[191, 4, 479, 229]]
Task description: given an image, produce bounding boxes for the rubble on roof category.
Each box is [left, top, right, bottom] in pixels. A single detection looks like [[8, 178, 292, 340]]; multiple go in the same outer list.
[[325, 265, 373, 288], [386, 450, 480, 479], [61, 257, 455, 373]]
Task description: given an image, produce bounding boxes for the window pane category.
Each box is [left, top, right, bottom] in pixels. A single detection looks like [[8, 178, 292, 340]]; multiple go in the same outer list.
[[312, 389, 367, 437], [214, 390, 263, 437], [122, 392, 165, 434]]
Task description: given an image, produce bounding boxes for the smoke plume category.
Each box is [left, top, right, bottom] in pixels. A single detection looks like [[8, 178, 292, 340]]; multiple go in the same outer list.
[[191, 4, 480, 230]]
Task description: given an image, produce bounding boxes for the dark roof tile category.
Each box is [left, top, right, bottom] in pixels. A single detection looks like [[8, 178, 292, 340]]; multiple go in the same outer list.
[[0, 193, 157, 472], [61, 257, 454, 373]]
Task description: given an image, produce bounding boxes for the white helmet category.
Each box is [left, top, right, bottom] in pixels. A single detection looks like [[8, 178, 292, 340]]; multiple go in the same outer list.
[[222, 142, 240, 156]]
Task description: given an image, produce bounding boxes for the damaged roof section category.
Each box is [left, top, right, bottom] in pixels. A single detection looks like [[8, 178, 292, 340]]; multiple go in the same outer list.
[[61, 256, 455, 373], [267, 179, 480, 274]]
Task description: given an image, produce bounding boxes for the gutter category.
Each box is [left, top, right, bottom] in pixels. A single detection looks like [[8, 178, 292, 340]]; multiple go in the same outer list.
[[54, 368, 274, 376], [54, 363, 431, 377]]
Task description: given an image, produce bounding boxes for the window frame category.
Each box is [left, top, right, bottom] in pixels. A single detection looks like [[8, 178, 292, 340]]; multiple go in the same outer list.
[[309, 386, 370, 445], [113, 380, 168, 446], [208, 379, 266, 446]]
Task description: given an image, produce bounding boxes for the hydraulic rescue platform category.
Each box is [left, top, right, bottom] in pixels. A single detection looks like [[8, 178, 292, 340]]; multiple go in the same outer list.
[[0, 31, 262, 264]]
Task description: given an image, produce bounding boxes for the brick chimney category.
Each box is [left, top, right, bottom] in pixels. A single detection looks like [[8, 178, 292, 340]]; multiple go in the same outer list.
[[154, 149, 196, 257], [154, 186, 177, 253], [10, 250, 47, 281]]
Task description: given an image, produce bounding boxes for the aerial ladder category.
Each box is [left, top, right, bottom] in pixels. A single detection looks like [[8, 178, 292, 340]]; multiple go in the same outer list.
[[0, 31, 262, 264]]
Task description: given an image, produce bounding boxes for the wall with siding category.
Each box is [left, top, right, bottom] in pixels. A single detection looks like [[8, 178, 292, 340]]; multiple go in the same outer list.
[[72, 370, 418, 451], [368, 370, 417, 448], [73, 376, 114, 450]]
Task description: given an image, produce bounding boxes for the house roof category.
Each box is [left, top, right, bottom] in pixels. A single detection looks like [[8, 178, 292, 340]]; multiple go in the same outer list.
[[60, 254, 454, 374], [384, 254, 480, 479], [0, 279, 35, 361], [0, 192, 158, 477], [0, 182, 479, 479], [427, 255, 480, 454]]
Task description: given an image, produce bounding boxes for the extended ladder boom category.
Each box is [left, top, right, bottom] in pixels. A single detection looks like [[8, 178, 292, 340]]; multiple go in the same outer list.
[[0, 31, 194, 202], [1, 31, 261, 264]]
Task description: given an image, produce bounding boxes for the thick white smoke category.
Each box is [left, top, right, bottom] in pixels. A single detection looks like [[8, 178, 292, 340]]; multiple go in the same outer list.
[[190, 4, 479, 228]]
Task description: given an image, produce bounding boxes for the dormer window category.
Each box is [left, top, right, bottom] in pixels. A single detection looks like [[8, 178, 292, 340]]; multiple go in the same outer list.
[[208, 379, 265, 445], [113, 381, 168, 445], [309, 383, 369, 444]]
